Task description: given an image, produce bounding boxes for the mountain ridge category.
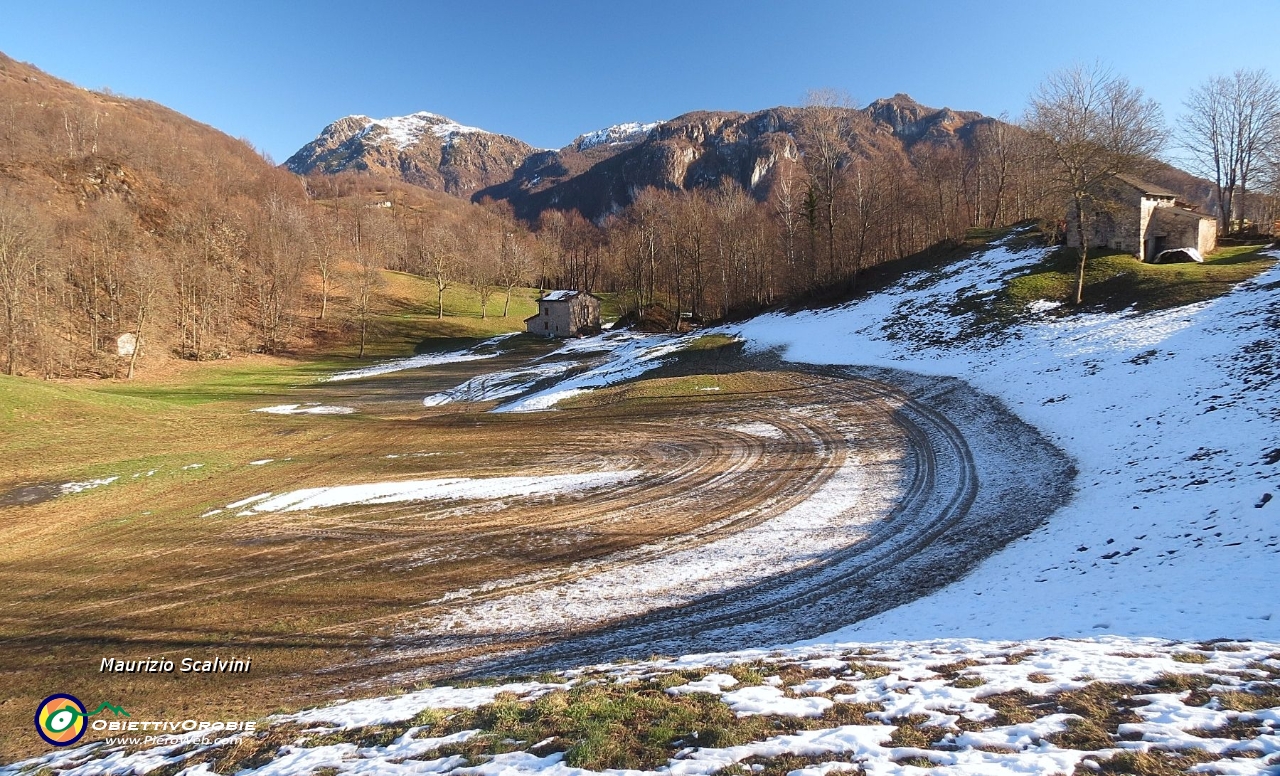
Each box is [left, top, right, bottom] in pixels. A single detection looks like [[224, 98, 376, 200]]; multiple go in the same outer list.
[[284, 95, 1003, 221]]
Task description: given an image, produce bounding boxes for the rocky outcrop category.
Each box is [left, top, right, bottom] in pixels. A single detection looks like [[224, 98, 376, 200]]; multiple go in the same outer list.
[[866, 93, 988, 144]]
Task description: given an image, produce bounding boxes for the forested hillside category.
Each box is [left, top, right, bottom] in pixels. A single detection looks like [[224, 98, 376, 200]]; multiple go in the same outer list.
[[0, 54, 537, 378]]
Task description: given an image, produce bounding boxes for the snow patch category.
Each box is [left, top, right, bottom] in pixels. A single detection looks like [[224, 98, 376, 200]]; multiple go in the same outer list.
[[326, 334, 515, 382], [354, 111, 490, 150], [254, 404, 356, 415], [59, 476, 119, 495], [726, 231, 1280, 641], [228, 471, 642, 515]]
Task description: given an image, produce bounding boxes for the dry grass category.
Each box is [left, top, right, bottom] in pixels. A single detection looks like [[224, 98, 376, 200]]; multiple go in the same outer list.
[[884, 714, 934, 748], [928, 658, 982, 677], [1047, 682, 1147, 751], [1082, 749, 1222, 775], [0, 359, 895, 762]]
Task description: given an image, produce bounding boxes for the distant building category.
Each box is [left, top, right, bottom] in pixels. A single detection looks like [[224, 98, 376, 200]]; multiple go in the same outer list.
[[524, 290, 601, 338], [1066, 174, 1217, 261]]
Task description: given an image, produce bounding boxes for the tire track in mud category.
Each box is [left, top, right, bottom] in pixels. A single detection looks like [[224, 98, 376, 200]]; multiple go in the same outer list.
[[478, 380, 979, 672], [0, 377, 865, 651], [371, 376, 931, 675], [304, 399, 861, 638], [379, 365, 1071, 683]]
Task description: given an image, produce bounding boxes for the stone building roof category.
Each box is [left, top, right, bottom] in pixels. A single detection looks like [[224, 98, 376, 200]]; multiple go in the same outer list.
[[539, 290, 601, 302], [1114, 174, 1179, 199], [1155, 205, 1217, 222]]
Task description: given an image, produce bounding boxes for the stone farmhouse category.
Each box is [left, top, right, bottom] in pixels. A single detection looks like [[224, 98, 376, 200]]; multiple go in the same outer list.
[[525, 290, 602, 338], [1067, 174, 1217, 262]]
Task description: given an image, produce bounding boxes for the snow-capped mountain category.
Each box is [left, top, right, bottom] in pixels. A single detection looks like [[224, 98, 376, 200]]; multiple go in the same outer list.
[[570, 120, 663, 152], [350, 111, 490, 149], [283, 111, 537, 196]]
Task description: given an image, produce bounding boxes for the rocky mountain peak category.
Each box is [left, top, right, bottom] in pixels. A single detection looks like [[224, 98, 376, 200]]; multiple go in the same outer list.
[[866, 94, 984, 143], [284, 111, 535, 197], [570, 121, 663, 152]]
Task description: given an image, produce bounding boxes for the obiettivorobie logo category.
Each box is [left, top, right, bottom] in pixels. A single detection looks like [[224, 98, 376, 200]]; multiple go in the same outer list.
[[34, 694, 130, 746], [34, 692, 258, 748]]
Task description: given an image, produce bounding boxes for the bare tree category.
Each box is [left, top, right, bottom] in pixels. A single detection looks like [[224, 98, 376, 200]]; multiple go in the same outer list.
[[0, 191, 46, 375], [421, 226, 459, 320], [466, 224, 500, 319], [770, 150, 806, 291], [1026, 63, 1165, 305], [348, 240, 382, 359], [498, 228, 532, 317], [1183, 69, 1280, 233], [124, 250, 165, 379], [796, 89, 856, 282], [972, 118, 1018, 229], [314, 210, 340, 322]]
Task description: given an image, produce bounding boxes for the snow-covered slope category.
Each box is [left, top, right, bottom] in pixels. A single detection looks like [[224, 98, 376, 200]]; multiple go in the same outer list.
[[348, 111, 489, 149], [724, 234, 1280, 642], [570, 120, 662, 151]]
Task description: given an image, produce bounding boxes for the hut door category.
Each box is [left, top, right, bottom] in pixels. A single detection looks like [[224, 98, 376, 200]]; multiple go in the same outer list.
[[1147, 235, 1167, 261]]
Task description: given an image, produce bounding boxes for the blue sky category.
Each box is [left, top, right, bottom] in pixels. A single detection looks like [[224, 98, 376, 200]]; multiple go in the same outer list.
[[3, 1, 1278, 163]]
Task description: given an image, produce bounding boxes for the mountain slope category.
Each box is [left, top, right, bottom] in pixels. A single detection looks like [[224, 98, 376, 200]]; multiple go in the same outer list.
[[0, 51, 318, 374], [481, 96, 993, 220], [287, 96, 996, 220], [283, 111, 538, 196]]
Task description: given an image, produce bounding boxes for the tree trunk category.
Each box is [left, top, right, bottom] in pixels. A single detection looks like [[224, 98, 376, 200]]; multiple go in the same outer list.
[[4, 299, 15, 375], [437, 286, 445, 319], [503, 286, 512, 317], [126, 309, 145, 379], [1073, 194, 1089, 306], [359, 317, 367, 359], [319, 270, 329, 321]]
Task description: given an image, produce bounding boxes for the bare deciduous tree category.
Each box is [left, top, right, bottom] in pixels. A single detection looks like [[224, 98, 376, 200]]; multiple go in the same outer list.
[[1182, 69, 1280, 233], [498, 228, 532, 317], [0, 191, 46, 375], [124, 250, 165, 379], [1026, 63, 1165, 305], [797, 89, 856, 283]]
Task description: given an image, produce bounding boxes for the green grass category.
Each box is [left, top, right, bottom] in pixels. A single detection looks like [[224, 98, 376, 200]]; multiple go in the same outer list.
[[1006, 244, 1275, 313], [342, 271, 542, 359], [90, 357, 349, 406], [258, 677, 878, 773], [678, 333, 741, 352]]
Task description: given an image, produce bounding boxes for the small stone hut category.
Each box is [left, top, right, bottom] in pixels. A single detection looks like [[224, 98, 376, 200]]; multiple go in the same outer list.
[[1067, 174, 1217, 261], [524, 290, 601, 338], [115, 332, 138, 357]]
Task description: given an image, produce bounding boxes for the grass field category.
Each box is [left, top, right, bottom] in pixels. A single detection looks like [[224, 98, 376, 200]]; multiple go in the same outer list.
[[331, 271, 543, 359], [1005, 243, 1276, 312], [0, 273, 559, 761], [0, 330, 876, 762]]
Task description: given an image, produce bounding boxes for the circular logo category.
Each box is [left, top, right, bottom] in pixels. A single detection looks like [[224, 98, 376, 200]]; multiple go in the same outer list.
[[35, 694, 87, 746]]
